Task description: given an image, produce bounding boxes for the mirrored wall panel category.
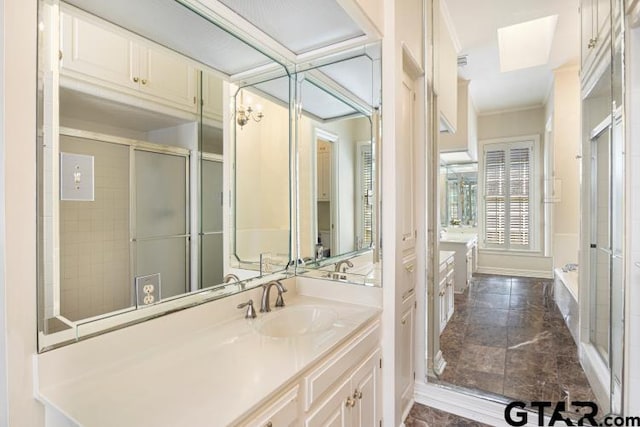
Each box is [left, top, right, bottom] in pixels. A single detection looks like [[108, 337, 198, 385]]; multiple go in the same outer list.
[[37, 0, 292, 350], [294, 46, 382, 286]]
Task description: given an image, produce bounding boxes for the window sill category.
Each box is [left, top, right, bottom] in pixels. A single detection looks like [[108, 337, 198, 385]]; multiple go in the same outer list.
[[478, 248, 545, 257]]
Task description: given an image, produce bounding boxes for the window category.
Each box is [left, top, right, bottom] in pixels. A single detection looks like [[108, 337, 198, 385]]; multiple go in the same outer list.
[[482, 139, 535, 250]]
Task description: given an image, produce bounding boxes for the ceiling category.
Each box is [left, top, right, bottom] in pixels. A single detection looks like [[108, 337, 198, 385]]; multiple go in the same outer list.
[[443, 0, 580, 114]]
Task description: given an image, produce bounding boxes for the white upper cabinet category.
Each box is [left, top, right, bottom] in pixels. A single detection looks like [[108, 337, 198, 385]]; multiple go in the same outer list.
[[440, 79, 477, 161], [61, 12, 138, 91], [60, 10, 198, 114], [202, 71, 223, 122], [580, 0, 611, 75], [435, 0, 458, 132]]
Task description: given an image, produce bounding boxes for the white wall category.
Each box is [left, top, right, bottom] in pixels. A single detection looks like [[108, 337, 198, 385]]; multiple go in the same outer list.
[[550, 66, 581, 270], [234, 90, 290, 261], [477, 107, 552, 276], [1, 0, 45, 424]]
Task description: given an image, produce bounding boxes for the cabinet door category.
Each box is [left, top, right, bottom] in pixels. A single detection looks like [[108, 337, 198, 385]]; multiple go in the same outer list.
[[438, 279, 448, 333], [398, 303, 415, 415], [140, 45, 198, 112], [399, 71, 416, 253], [305, 378, 351, 427], [596, 0, 611, 36], [580, 0, 595, 70], [446, 272, 455, 321], [351, 349, 381, 427], [243, 386, 299, 427], [60, 12, 138, 91], [202, 71, 223, 121]]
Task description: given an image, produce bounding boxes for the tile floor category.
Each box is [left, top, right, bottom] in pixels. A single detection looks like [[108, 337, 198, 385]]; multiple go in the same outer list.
[[438, 274, 597, 404], [405, 403, 491, 426]]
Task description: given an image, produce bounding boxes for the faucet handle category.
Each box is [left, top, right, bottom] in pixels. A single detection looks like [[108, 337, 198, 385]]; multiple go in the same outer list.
[[275, 281, 286, 308], [237, 299, 256, 319]]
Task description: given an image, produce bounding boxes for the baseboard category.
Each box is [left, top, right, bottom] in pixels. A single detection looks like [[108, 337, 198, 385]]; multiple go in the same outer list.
[[414, 381, 557, 427], [476, 266, 553, 279]]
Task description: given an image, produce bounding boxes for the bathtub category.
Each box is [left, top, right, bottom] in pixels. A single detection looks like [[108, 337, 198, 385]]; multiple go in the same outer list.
[[554, 267, 579, 344]]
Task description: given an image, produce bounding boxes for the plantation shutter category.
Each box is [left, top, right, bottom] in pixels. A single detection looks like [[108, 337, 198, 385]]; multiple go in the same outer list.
[[361, 147, 373, 247], [509, 147, 531, 247], [484, 149, 506, 246]]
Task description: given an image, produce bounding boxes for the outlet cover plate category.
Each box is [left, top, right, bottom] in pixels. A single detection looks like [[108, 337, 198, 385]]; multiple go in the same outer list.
[[135, 273, 161, 307]]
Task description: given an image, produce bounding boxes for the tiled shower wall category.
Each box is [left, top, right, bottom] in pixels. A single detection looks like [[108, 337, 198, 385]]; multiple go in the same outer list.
[[59, 135, 131, 321]]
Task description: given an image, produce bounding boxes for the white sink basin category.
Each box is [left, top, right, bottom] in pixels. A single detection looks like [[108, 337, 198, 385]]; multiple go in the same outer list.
[[255, 306, 338, 338]]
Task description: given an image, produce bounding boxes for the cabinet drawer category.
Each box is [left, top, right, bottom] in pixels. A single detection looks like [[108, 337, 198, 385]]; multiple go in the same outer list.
[[303, 321, 380, 411], [242, 386, 299, 427]]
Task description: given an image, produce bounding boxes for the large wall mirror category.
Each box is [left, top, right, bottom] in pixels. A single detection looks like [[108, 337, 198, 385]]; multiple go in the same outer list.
[[36, 0, 293, 350], [294, 47, 382, 286]]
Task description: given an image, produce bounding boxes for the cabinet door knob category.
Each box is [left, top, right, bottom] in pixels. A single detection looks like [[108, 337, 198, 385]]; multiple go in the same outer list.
[[354, 389, 363, 400], [132, 76, 139, 83], [141, 79, 147, 85], [265, 422, 272, 427], [346, 396, 356, 407]]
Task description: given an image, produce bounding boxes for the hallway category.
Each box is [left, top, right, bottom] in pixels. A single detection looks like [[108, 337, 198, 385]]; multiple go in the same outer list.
[[437, 274, 596, 404]]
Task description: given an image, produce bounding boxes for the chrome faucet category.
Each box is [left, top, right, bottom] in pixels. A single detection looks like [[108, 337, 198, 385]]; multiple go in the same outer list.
[[260, 280, 287, 313], [223, 273, 240, 283], [334, 260, 353, 273]]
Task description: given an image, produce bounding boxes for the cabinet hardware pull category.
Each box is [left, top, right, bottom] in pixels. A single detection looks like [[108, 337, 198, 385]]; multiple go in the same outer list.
[[405, 263, 415, 273], [141, 79, 147, 85], [354, 390, 363, 400], [401, 318, 406, 325], [346, 396, 356, 407], [133, 76, 139, 83], [265, 422, 272, 427]]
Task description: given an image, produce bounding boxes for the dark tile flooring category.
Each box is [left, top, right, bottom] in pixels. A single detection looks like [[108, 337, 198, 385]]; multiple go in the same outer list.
[[405, 403, 491, 427], [438, 274, 597, 405]]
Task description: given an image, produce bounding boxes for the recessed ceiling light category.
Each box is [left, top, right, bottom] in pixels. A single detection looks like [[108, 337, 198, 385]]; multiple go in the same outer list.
[[498, 15, 558, 73]]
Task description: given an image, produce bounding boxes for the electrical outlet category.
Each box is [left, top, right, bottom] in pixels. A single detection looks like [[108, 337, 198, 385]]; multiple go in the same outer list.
[[135, 273, 161, 308]]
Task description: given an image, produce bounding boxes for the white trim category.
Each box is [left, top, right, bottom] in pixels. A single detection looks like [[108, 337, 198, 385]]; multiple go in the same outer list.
[[312, 128, 340, 257], [476, 266, 553, 279], [479, 134, 541, 252], [414, 382, 554, 427], [478, 104, 545, 117], [437, 1, 461, 54]]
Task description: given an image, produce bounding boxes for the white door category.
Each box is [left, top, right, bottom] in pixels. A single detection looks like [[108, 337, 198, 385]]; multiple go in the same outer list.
[[399, 302, 415, 414], [202, 71, 224, 121]]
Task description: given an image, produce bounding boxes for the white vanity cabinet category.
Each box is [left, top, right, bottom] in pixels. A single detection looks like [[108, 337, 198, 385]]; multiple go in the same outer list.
[[233, 319, 382, 427], [438, 251, 455, 333], [242, 386, 300, 427], [60, 9, 198, 114], [305, 348, 380, 427], [440, 235, 477, 293]]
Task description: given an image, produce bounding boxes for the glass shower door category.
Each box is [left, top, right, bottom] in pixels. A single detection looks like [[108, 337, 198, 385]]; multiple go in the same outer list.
[[590, 124, 611, 364], [201, 156, 224, 288], [134, 149, 189, 300]]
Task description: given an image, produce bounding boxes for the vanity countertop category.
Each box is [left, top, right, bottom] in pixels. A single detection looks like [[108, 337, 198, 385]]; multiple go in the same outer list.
[[440, 233, 478, 244], [36, 295, 380, 427]]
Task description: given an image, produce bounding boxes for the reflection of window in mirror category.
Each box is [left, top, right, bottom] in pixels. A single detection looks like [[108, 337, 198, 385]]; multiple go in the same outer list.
[[441, 162, 478, 228]]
